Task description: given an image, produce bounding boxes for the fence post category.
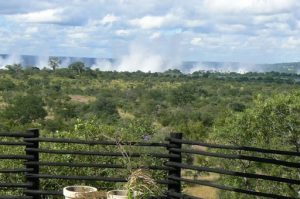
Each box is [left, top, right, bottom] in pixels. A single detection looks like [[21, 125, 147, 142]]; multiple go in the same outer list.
[[24, 128, 40, 199], [167, 132, 183, 197]]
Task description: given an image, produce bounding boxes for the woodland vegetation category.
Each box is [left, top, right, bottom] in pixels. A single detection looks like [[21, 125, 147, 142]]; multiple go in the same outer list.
[[0, 62, 300, 198]]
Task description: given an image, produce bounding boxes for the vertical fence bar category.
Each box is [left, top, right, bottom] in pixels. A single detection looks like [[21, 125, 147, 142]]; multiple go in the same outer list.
[[167, 132, 183, 197], [24, 128, 40, 199]]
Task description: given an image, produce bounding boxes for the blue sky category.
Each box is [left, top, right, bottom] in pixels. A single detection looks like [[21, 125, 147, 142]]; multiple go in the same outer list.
[[0, 0, 300, 64]]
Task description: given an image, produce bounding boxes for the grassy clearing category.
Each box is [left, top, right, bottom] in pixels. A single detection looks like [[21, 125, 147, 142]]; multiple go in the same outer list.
[[69, 95, 96, 104]]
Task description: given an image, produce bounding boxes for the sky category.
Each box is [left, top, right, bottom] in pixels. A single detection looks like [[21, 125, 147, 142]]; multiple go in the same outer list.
[[0, 0, 300, 65]]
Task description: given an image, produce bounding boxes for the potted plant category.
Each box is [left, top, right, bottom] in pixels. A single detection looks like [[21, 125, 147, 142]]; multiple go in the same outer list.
[[62, 128, 160, 199], [106, 138, 161, 199], [107, 169, 159, 199]]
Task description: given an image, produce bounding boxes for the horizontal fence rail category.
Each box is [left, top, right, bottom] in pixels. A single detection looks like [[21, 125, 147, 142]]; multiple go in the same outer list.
[[0, 155, 34, 160], [169, 176, 296, 199], [25, 147, 177, 159], [0, 132, 35, 138], [1, 129, 179, 198], [0, 197, 33, 199], [0, 168, 33, 173], [168, 137, 300, 156], [24, 137, 168, 147], [0, 130, 37, 199], [169, 148, 300, 168], [25, 161, 173, 171], [1, 130, 300, 198], [169, 138, 300, 199], [165, 161, 300, 185]]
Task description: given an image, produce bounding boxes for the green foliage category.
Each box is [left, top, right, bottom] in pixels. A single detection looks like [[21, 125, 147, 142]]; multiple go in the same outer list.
[[48, 57, 61, 71], [68, 61, 86, 74], [89, 96, 119, 122], [2, 95, 47, 124], [0, 78, 16, 91], [0, 67, 299, 137], [5, 64, 22, 75], [170, 83, 208, 106], [210, 92, 300, 198], [228, 102, 246, 112], [0, 66, 300, 197]]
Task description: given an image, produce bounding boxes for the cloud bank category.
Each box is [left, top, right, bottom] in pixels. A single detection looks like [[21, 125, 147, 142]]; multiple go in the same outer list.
[[0, 0, 299, 66]]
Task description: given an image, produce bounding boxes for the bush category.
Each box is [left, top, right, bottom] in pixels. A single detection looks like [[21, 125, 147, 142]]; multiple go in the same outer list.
[[210, 92, 300, 198], [0, 79, 16, 91], [3, 95, 47, 124]]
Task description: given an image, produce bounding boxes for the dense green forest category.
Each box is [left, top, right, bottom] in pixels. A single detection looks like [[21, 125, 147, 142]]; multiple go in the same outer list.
[[1, 63, 300, 138], [1, 63, 300, 198]]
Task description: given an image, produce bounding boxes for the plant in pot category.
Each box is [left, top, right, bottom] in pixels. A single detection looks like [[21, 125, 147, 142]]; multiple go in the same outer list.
[[107, 169, 159, 199], [106, 139, 161, 199], [62, 118, 161, 199]]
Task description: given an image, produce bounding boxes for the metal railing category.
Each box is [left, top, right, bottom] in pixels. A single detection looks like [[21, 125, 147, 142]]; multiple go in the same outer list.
[[0, 129, 299, 198], [166, 137, 300, 199]]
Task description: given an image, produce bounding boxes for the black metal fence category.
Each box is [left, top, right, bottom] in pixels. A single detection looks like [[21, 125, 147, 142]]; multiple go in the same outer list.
[[0, 129, 299, 199]]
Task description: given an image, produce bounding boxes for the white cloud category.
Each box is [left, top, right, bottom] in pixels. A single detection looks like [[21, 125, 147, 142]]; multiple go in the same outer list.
[[252, 14, 290, 25], [216, 24, 247, 33], [203, 0, 298, 15], [130, 14, 178, 29], [68, 32, 88, 40], [150, 32, 161, 39], [8, 8, 64, 23], [185, 19, 206, 28], [1, 0, 300, 63], [25, 26, 39, 34], [191, 37, 203, 46], [115, 29, 131, 36], [282, 37, 300, 48], [101, 14, 119, 25]]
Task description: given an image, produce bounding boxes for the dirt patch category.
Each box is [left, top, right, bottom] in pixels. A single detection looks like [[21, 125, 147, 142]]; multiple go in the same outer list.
[[69, 95, 96, 104], [0, 102, 8, 109], [184, 145, 220, 199], [117, 108, 135, 119], [184, 173, 219, 199], [185, 184, 219, 199]]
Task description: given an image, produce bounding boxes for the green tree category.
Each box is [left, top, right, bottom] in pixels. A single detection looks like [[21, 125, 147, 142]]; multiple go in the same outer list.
[[3, 95, 47, 124], [89, 96, 119, 122], [5, 64, 22, 76], [68, 61, 85, 74], [48, 57, 61, 71], [210, 92, 300, 198]]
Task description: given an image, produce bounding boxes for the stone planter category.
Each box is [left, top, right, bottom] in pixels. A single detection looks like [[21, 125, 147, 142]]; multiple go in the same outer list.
[[63, 186, 97, 199], [107, 190, 128, 199]]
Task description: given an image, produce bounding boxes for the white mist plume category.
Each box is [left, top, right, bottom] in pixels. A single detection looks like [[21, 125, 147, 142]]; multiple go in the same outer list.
[[60, 57, 72, 67], [91, 59, 114, 71], [189, 64, 213, 73], [36, 55, 50, 69], [189, 62, 261, 74], [0, 54, 23, 69], [117, 44, 165, 72], [116, 44, 181, 72]]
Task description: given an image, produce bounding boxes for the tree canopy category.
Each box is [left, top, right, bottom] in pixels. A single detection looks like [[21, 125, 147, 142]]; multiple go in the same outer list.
[[3, 95, 47, 124], [210, 92, 300, 198]]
